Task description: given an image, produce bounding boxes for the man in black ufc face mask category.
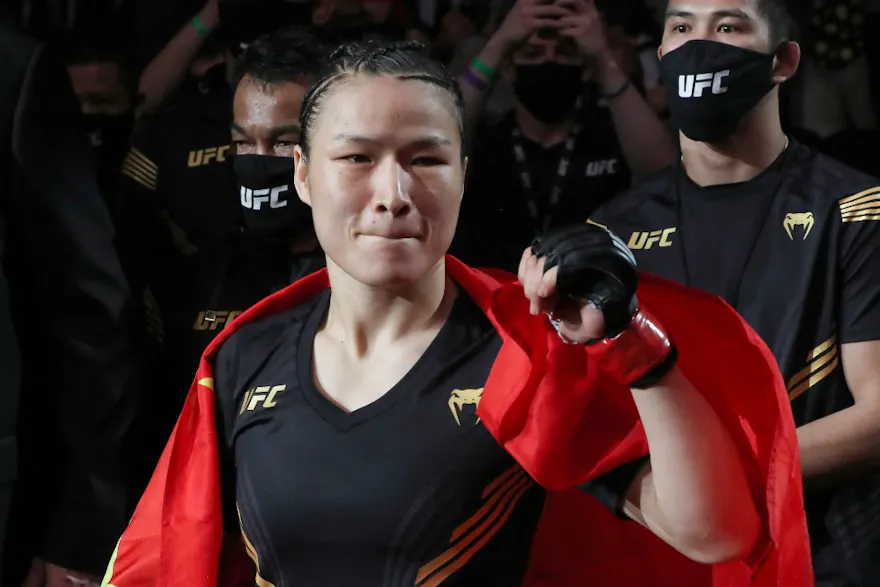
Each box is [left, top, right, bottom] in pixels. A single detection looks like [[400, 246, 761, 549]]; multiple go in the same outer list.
[[120, 26, 330, 508], [451, 0, 676, 272], [592, 2, 880, 586], [65, 38, 135, 213]]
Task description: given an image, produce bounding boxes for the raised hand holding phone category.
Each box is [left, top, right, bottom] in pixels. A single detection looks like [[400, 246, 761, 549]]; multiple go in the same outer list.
[[556, 0, 610, 58], [493, 0, 570, 50]]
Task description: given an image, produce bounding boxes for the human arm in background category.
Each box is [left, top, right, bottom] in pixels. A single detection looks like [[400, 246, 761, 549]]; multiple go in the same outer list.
[[796, 197, 880, 491], [457, 0, 569, 131], [558, 0, 675, 180], [135, 0, 220, 117], [10, 43, 141, 580]]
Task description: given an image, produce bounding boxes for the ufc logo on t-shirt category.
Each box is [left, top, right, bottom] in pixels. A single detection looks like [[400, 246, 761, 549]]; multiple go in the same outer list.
[[241, 185, 289, 210], [585, 159, 619, 177], [678, 70, 730, 98]]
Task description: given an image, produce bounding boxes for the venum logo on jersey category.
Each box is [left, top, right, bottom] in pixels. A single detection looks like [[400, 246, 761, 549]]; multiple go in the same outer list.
[[783, 212, 815, 240], [449, 388, 483, 427]]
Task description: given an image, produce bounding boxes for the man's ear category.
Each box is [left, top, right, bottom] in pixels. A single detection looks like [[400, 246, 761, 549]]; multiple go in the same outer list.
[[772, 41, 801, 85], [293, 145, 311, 206]]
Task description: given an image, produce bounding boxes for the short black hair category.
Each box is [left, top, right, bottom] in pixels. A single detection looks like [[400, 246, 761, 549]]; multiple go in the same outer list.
[[665, 0, 797, 45], [299, 40, 465, 158], [233, 26, 335, 89], [754, 0, 797, 44], [63, 33, 136, 94]]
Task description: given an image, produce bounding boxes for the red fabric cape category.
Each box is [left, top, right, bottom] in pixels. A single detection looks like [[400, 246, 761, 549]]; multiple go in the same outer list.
[[101, 256, 812, 587]]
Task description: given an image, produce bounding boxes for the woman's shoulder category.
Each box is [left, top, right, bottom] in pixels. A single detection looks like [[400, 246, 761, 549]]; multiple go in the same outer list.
[[212, 291, 327, 383]]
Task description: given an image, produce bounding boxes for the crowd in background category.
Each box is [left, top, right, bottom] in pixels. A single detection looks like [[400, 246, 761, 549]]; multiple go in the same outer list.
[[3, 0, 880, 585]]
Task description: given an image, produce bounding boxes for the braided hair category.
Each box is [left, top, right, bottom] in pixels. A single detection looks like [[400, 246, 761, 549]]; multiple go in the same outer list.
[[298, 40, 466, 158]]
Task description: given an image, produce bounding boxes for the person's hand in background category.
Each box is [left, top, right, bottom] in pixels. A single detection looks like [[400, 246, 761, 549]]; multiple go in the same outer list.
[[556, 0, 609, 58], [493, 0, 570, 52]]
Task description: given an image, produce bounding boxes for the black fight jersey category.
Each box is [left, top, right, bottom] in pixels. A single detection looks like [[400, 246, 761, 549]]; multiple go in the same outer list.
[[117, 88, 240, 389], [591, 140, 880, 582], [118, 89, 239, 265], [214, 289, 633, 586], [453, 107, 631, 272]]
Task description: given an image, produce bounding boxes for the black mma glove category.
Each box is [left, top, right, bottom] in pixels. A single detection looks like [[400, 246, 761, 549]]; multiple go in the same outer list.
[[530, 223, 677, 389]]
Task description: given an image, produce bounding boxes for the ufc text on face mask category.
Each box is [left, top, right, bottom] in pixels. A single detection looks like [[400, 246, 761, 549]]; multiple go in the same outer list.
[[678, 70, 730, 98], [241, 185, 290, 210]]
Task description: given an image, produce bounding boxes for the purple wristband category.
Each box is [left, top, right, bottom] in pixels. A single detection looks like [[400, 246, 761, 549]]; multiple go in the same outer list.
[[462, 68, 490, 92]]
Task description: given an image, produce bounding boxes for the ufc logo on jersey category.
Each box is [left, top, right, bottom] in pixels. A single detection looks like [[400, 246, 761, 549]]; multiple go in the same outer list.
[[585, 159, 619, 177], [241, 185, 289, 210], [240, 385, 287, 413], [187, 145, 230, 167], [628, 228, 676, 250], [678, 70, 730, 98], [193, 310, 242, 331]]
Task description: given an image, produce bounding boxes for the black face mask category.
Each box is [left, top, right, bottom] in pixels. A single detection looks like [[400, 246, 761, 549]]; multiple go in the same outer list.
[[233, 154, 313, 241], [660, 40, 776, 143], [514, 63, 583, 124]]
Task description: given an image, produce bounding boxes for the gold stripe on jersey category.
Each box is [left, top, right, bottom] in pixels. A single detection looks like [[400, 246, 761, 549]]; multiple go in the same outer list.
[[586, 218, 608, 230], [121, 159, 156, 191], [787, 333, 840, 401], [839, 186, 880, 223], [237, 506, 277, 587], [121, 148, 159, 191], [129, 147, 158, 172], [416, 466, 534, 587]]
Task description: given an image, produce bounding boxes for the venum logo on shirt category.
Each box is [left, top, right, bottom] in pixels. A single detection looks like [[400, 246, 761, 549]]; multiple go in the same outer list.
[[240, 385, 287, 413], [628, 228, 677, 250], [783, 212, 815, 240], [678, 70, 730, 98], [449, 388, 483, 426], [585, 159, 619, 177]]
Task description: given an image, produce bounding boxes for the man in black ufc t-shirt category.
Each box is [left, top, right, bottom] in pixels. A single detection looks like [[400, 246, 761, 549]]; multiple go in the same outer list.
[[592, 2, 880, 584]]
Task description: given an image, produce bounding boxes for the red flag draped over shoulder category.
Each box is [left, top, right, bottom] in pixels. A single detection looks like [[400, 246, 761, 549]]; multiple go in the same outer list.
[[101, 256, 810, 587]]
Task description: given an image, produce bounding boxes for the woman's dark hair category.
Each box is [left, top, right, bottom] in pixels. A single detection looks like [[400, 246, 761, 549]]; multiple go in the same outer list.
[[299, 40, 466, 158]]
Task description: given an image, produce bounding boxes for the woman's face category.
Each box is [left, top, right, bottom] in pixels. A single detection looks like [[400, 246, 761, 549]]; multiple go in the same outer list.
[[294, 75, 466, 289]]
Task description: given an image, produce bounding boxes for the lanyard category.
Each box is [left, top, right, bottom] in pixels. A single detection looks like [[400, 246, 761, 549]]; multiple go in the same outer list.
[[510, 119, 582, 233], [675, 139, 792, 309]]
